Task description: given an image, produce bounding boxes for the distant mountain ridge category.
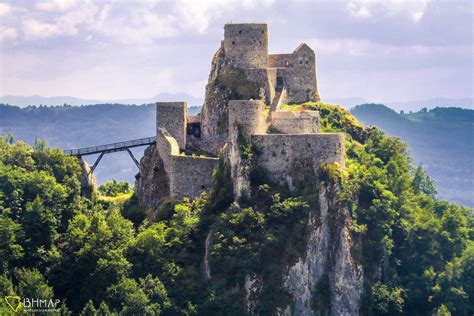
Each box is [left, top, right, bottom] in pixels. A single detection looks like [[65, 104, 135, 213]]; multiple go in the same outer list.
[[351, 104, 474, 207], [0, 93, 204, 108], [1, 94, 471, 111]]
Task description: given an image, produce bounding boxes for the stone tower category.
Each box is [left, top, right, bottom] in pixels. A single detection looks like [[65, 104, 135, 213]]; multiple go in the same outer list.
[[223, 23, 268, 69]]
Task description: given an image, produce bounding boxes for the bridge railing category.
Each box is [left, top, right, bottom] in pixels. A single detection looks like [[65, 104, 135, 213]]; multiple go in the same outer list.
[[64, 136, 156, 156]]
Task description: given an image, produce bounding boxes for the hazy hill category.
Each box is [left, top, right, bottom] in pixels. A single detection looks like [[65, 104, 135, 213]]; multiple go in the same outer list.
[[351, 104, 473, 207], [0, 92, 204, 108], [323, 97, 473, 111]]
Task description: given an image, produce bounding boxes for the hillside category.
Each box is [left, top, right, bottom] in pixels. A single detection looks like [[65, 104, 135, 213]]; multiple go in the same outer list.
[[0, 104, 472, 315], [351, 104, 474, 207]]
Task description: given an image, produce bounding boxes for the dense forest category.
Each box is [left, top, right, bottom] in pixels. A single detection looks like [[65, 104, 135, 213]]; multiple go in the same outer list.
[[0, 103, 472, 315]]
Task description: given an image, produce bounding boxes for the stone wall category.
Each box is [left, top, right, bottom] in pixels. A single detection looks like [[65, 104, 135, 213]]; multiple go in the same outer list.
[[186, 135, 225, 156], [228, 100, 267, 137], [268, 53, 292, 68], [156, 128, 180, 170], [223, 23, 268, 69], [157, 102, 187, 149], [251, 133, 344, 188], [270, 110, 320, 134], [156, 127, 218, 200], [170, 155, 218, 200], [268, 44, 320, 104]]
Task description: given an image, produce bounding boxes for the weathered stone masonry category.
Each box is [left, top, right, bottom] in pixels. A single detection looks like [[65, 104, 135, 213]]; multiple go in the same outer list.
[[251, 134, 345, 188], [156, 102, 187, 149], [138, 22, 343, 206], [155, 105, 219, 201]]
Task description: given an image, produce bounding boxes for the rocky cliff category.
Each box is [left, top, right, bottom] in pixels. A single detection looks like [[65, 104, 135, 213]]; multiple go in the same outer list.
[[281, 184, 363, 315], [199, 47, 266, 155], [79, 159, 97, 197], [135, 144, 170, 210]]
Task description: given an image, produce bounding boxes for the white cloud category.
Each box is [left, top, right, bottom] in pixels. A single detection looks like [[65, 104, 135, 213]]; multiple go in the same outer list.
[[308, 37, 467, 58], [23, 19, 59, 39], [348, 0, 428, 23], [10, 0, 276, 43], [36, 0, 78, 12], [0, 26, 17, 40], [23, 2, 98, 40], [0, 2, 11, 16], [92, 0, 276, 43]]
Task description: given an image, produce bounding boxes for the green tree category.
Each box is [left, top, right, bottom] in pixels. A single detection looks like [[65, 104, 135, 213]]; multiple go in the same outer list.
[[16, 268, 54, 300], [80, 300, 97, 316], [0, 215, 24, 273], [99, 180, 132, 197], [413, 165, 437, 196]]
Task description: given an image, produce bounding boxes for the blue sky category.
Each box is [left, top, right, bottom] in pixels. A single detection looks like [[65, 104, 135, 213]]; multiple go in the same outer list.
[[0, 0, 472, 104]]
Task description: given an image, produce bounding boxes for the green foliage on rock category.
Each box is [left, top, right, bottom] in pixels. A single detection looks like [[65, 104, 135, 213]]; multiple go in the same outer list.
[[0, 98, 472, 316]]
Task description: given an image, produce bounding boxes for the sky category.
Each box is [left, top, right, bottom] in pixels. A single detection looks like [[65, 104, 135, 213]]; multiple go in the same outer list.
[[0, 0, 472, 104]]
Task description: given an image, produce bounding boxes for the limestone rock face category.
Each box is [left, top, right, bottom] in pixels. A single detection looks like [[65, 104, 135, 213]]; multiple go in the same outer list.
[[79, 159, 96, 197], [282, 184, 363, 316], [244, 184, 363, 316], [200, 47, 229, 151], [135, 144, 170, 210]]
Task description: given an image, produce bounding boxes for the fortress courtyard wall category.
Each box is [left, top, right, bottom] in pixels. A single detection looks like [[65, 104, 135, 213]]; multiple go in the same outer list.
[[251, 133, 344, 188]]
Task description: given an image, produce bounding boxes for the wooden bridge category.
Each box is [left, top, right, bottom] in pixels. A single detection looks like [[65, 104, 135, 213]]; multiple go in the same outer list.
[[64, 136, 155, 175]]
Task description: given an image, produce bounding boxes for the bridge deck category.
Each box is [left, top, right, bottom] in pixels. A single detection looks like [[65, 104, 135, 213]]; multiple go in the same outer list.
[[64, 136, 156, 156]]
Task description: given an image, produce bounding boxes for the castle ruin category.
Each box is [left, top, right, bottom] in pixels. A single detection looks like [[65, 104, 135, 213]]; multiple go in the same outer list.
[[137, 23, 344, 206]]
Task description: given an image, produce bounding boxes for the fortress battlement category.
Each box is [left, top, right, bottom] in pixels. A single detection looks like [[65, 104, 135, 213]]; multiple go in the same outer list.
[[138, 23, 344, 204]]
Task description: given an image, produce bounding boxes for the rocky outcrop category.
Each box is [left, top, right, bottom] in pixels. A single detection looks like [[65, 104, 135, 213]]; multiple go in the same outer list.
[[282, 184, 363, 316], [243, 183, 363, 316], [199, 47, 266, 156], [135, 144, 170, 210], [79, 159, 96, 197], [200, 47, 229, 150]]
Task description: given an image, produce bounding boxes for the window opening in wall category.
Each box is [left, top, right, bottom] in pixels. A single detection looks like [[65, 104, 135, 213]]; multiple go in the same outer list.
[[232, 41, 235, 45], [187, 122, 201, 138], [259, 40, 262, 45], [277, 76, 284, 87], [300, 60, 303, 64], [239, 30, 242, 34], [305, 61, 309, 65], [285, 60, 289, 67]]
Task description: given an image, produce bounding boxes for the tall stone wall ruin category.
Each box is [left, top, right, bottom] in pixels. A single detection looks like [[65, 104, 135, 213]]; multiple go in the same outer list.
[[156, 102, 187, 149], [251, 133, 345, 189]]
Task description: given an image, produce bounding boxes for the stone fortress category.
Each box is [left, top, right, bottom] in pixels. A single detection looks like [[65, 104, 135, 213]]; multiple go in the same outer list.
[[137, 23, 344, 206]]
